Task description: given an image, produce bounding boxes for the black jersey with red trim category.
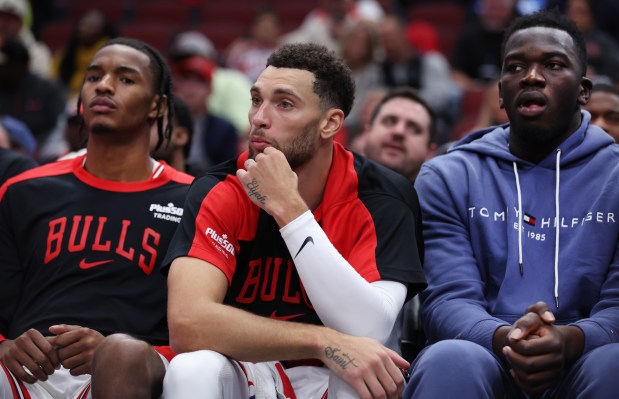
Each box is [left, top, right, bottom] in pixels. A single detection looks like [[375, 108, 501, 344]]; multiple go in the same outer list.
[[163, 142, 425, 326], [0, 155, 193, 345]]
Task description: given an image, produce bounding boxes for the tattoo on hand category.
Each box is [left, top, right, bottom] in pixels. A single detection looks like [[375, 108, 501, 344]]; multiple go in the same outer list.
[[324, 347, 358, 370], [246, 178, 267, 205]]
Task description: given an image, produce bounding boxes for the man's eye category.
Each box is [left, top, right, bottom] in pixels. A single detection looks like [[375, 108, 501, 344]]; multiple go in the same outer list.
[[506, 64, 523, 73]]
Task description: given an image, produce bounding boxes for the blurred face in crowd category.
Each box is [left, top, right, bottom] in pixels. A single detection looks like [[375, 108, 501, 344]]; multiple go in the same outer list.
[[0, 123, 10, 149], [0, 11, 22, 38], [251, 10, 281, 46], [174, 74, 210, 117], [584, 90, 619, 142], [566, 0, 593, 33], [76, 10, 107, 46], [363, 97, 433, 181]]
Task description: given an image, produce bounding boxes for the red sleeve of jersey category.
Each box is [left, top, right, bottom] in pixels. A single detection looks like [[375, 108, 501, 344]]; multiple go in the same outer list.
[[0, 334, 6, 344], [188, 176, 250, 284], [154, 345, 176, 362]]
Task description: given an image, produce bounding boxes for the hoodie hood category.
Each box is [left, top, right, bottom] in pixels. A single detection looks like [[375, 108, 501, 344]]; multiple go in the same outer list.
[[449, 111, 615, 168]]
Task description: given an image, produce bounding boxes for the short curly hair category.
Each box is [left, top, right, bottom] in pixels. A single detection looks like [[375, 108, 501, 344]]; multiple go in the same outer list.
[[266, 43, 355, 117], [502, 8, 587, 76]]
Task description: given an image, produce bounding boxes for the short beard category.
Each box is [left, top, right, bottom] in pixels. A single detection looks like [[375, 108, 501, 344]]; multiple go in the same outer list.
[[250, 119, 319, 170], [517, 125, 556, 145], [90, 123, 115, 135]]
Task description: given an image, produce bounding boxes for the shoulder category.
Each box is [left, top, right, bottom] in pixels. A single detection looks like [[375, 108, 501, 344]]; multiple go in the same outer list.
[[0, 149, 37, 185], [353, 152, 418, 206], [188, 157, 245, 199], [0, 158, 74, 200], [162, 165, 195, 185]]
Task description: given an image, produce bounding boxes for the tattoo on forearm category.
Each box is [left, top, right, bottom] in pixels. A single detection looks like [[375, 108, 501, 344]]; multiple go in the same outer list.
[[246, 178, 267, 205], [324, 347, 358, 370]]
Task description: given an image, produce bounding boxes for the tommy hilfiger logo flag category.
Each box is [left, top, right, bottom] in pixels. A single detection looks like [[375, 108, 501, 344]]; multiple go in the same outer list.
[[523, 213, 536, 226]]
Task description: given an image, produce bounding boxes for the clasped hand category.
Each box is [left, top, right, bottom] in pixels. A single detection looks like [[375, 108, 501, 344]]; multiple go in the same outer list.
[[502, 302, 575, 394], [0, 325, 104, 383]]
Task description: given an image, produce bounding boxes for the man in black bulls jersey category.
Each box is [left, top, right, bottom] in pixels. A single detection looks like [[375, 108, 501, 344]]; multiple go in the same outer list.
[[162, 43, 426, 399], [0, 38, 193, 399]]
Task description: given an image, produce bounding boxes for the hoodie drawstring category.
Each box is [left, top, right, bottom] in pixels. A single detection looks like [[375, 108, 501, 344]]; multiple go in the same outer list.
[[512, 150, 561, 309], [554, 149, 561, 308], [513, 162, 524, 276]]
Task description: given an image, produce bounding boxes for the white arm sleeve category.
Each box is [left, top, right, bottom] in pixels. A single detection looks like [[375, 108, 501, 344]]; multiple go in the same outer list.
[[280, 210, 407, 343]]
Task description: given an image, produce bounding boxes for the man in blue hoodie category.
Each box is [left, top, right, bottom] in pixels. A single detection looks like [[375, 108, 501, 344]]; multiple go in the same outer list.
[[405, 9, 619, 398]]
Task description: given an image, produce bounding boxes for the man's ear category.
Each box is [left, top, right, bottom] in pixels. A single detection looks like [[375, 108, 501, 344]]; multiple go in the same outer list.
[[149, 94, 167, 121], [498, 81, 504, 109], [320, 109, 345, 140], [173, 127, 189, 149], [578, 76, 593, 105]]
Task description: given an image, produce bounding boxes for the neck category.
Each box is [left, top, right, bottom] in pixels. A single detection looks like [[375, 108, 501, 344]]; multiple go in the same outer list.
[[84, 135, 154, 181], [295, 140, 334, 210], [509, 114, 582, 164]]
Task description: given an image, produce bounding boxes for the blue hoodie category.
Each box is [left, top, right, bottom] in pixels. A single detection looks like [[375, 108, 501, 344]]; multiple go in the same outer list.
[[415, 111, 619, 355]]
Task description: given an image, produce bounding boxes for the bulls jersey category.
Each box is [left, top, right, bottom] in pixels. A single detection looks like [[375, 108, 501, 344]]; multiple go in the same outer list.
[[163, 142, 425, 326], [0, 155, 193, 345]]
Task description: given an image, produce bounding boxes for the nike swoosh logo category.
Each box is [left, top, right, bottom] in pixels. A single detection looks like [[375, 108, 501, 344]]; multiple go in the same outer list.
[[270, 311, 306, 321], [79, 259, 113, 269], [294, 236, 314, 259]]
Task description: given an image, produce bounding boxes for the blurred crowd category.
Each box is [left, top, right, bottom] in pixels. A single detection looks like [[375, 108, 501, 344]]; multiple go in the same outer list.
[[1, 0, 618, 169]]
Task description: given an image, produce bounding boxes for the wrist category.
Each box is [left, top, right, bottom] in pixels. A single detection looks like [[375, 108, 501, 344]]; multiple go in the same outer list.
[[558, 325, 584, 364], [313, 327, 338, 362], [272, 197, 309, 228], [492, 326, 511, 359]]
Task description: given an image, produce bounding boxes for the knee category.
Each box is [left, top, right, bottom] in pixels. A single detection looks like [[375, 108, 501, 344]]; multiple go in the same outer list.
[[165, 350, 230, 386], [94, 333, 154, 370], [412, 339, 498, 377], [580, 343, 619, 373]]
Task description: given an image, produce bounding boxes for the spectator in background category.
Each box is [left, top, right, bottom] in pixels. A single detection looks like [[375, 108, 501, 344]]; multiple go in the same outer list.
[[281, 0, 357, 53], [52, 9, 117, 101], [583, 83, 619, 143], [225, 5, 282, 84], [171, 55, 238, 171], [168, 30, 252, 135], [0, 115, 37, 158], [0, 0, 51, 77], [349, 87, 388, 152], [361, 87, 436, 182], [0, 37, 67, 162], [150, 96, 199, 176], [378, 15, 458, 145], [471, 79, 509, 131], [566, 0, 619, 84], [0, 117, 36, 185], [340, 20, 383, 139], [589, 0, 619, 48], [451, 0, 518, 90]]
